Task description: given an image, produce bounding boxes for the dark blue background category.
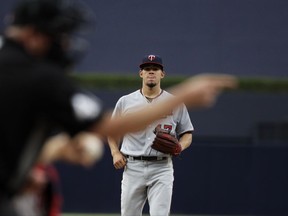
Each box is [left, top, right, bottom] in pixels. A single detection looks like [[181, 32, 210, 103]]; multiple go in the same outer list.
[[1, 0, 288, 214], [1, 0, 288, 76]]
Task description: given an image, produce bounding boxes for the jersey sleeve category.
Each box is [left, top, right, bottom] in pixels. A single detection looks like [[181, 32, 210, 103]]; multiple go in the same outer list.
[[175, 103, 194, 136], [111, 96, 125, 118]]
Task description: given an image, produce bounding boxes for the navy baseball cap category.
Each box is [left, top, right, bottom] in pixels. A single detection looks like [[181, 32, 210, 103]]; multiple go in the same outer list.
[[139, 54, 164, 69]]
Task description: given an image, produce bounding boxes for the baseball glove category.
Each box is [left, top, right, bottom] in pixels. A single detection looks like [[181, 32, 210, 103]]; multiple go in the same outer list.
[[151, 126, 182, 156]]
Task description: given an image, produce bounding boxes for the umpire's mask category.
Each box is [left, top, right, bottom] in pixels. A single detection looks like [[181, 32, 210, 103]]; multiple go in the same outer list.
[[9, 0, 96, 68]]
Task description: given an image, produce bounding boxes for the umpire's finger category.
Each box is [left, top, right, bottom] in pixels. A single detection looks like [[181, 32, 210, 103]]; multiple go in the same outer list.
[[197, 73, 238, 89]]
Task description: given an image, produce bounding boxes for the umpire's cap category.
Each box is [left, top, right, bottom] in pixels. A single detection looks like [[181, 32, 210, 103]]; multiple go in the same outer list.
[[10, 0, 92, 37], [140, 54, 164, 70]]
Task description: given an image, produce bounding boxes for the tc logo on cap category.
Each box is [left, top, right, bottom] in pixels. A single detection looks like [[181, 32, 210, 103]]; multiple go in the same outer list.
[[139, 54, 163, 69], [148, 55, 156, 61]]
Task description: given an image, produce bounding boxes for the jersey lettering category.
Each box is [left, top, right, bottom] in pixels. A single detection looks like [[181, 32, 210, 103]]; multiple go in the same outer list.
[[157, 124, 173, 132]]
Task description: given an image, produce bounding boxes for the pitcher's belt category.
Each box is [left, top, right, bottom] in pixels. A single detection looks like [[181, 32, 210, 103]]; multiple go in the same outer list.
[[126, 155, 168, 161]]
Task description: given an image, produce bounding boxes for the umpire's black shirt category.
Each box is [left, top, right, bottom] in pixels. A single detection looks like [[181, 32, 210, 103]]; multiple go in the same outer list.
[[0, 37, 104, 198]]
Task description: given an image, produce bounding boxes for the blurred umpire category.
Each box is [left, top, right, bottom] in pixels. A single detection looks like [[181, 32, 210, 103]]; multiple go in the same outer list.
[[0, 0, 104, 215]]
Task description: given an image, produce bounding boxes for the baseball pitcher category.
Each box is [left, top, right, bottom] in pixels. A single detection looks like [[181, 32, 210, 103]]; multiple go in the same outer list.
[[108, 54, 194, 216]]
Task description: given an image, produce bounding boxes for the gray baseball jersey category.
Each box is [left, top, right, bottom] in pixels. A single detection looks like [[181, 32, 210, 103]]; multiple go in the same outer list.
[[112, 89, 194, 156]]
